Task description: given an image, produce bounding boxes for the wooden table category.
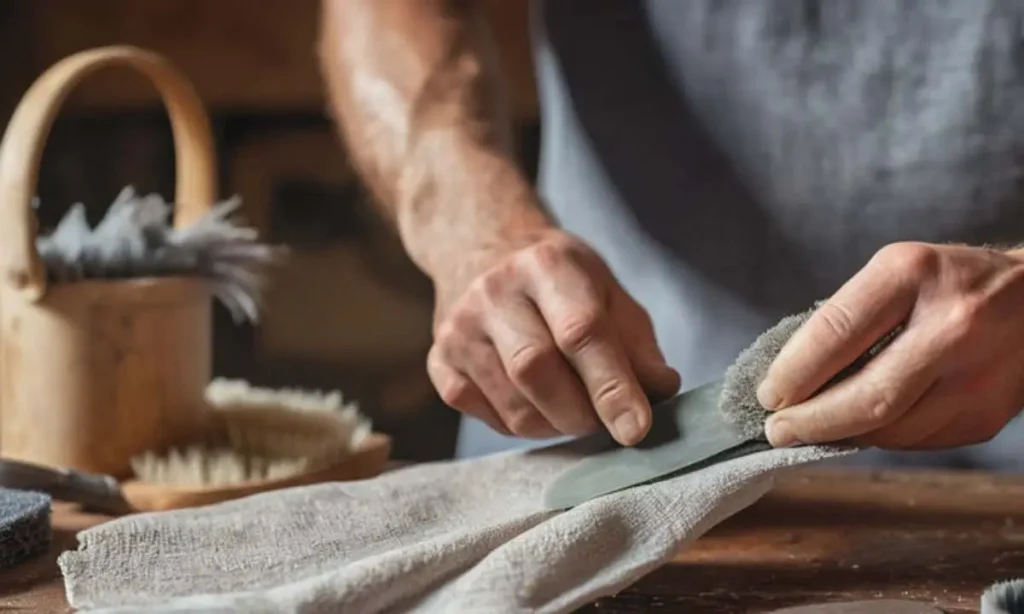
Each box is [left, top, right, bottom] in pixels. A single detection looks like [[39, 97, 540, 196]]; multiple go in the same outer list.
[[2, 467, 1023, 613]]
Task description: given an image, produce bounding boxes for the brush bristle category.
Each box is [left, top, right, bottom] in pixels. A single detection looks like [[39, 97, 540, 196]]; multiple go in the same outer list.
[[981, 578, 1024, 614], [718, 302, 903, 441], [129, 378, 372, 487], [129, 446, 315, 487]]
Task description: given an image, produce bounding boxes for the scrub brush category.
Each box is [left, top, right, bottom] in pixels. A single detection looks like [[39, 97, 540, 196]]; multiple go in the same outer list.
[[129, 378, 375, 488], [0, 380, 389, 516]]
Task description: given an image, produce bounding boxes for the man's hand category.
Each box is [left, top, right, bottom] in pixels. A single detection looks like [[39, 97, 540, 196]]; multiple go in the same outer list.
[[758, 241, 1024, 450], [426, 227, 681, 446], [318, 0, 678, 445]]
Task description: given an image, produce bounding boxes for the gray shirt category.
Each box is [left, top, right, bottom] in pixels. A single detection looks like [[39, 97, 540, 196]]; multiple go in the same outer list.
[[456, 0, 1024, 470]]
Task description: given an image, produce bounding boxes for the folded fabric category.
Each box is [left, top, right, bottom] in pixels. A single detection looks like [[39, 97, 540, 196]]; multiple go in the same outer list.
[[59, 443, 852, 614]]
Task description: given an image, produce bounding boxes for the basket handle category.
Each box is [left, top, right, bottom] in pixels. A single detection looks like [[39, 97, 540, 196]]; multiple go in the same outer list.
[[0, 45, 217, 302]]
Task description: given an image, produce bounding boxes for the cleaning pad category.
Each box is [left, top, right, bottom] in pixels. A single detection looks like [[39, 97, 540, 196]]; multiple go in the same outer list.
[[720, 303, 903, 440], [0, 487, 51, 570]]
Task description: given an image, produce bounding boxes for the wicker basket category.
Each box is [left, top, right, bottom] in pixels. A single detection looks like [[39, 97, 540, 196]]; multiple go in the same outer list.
[[0, 46, 217, 478]]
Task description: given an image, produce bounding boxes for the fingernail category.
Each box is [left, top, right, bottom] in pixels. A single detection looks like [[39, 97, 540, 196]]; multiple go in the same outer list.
[[613, 411, 642, 445], [757, 379, 782, 410], [765, 416, 799, 448]]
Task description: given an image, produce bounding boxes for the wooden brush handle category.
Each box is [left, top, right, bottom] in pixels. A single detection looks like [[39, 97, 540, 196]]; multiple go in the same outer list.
[[0, 45, 217, 302]]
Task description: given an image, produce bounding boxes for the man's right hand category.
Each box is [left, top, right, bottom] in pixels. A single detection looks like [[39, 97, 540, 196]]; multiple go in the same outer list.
[[426, 227, 681, 446], [317, 0, 677, 445]]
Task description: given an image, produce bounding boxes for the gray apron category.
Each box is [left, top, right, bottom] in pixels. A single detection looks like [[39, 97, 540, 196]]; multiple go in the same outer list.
[[457, 0, 1024, 471]]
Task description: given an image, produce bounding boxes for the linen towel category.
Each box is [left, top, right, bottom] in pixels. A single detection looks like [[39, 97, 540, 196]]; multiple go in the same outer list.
[[59, 442, 852, 613]]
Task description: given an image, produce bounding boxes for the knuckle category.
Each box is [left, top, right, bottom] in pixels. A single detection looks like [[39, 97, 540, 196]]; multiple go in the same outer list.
[[433, 320, 461, 348], [815, 301, 858, 341], [554, 310, 604, 353], [504, 407, 541, 437], [434, 316, 470, 349], [472, 270, 508, 302], [866, 387, 900, 425], [507, 344, 559, 385], [592, 378, 632, 410], [941, 299, 981, 347], [526, 240, 567, 272], [437, 378, 473, 408], [435, 306, 483, 347], [875, 242, 939, 278]]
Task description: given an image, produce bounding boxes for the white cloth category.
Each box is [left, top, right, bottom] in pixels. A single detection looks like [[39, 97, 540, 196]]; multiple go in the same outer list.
[[59, 444, 852, 614]]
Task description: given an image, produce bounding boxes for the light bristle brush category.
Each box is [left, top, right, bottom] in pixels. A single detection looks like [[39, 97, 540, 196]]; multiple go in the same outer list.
[[0, 379, 388, 515], [129, 378, 372, 487]]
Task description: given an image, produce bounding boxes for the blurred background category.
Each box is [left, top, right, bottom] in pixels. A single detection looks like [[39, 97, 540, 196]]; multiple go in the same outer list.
[[0, 0, 540, 462]]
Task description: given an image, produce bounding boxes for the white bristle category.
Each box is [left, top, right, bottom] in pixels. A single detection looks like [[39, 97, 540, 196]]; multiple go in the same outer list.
[[130, 378, 373, 487]]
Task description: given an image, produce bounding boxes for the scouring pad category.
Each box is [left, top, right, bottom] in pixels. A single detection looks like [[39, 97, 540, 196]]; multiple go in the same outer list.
[[719, 302, 904, 440], [0, 487, 52, 570]]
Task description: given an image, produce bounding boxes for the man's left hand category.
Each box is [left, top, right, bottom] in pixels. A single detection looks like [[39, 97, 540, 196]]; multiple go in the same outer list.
[[757, 241, 1024, 450]]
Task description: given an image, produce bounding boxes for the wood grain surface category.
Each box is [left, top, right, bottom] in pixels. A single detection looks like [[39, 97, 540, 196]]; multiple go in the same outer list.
[[2, 466, 1022, 613]]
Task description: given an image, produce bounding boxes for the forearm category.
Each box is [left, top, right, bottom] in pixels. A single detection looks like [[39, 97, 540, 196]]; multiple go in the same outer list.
[[317, 0, 549, 276]]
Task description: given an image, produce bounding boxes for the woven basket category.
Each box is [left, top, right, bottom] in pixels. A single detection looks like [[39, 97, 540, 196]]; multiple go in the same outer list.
[[0, 46, 217, 478]]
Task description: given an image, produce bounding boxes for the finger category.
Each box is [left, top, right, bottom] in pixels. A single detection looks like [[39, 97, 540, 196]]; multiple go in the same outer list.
[[905, 411, 1002, 450], [483, 298, 599, 436], [758, 251, 919, 411], [528, 271, 651, 446], [888, 368, 1022, 450], [852, 378, 959, 449], [612, 291, 682, 402], [763, 326, 937, 447], [427, 345, 510, 435], [460, 339, 560, 439]]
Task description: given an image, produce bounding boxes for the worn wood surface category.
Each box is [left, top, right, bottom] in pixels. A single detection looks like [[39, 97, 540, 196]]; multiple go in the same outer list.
[[2, 467, 1022, 613]]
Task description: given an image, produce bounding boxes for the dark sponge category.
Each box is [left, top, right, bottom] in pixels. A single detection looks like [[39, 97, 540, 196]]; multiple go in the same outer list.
[[0, 487, 52, 570], [718, 303, 903, 441]]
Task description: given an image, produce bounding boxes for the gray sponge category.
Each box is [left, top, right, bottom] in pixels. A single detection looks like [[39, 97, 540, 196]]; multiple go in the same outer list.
[[718, 303, 904, 441], [0, 488, 52, 570]]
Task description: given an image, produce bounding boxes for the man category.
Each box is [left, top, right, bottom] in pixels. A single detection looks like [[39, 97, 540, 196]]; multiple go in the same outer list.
[[318, 0, 1024, 468]]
